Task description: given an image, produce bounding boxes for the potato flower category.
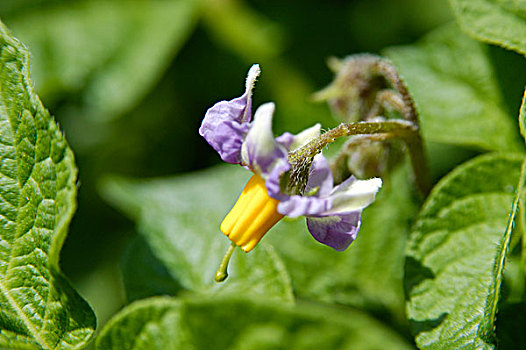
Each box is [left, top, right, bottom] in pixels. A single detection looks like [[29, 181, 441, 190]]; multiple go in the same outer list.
[[199, 65, 381, 280]]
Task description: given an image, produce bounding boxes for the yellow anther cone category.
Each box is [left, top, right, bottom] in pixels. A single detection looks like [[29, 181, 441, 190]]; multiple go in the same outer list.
[[220, 174, 284, 252]]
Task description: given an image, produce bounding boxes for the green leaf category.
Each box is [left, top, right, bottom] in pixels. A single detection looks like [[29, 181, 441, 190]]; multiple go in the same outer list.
[[450, 0, 526, 56], [8, 0, 198, 121], [100, 166, 294, 303], [405, 152, 525, 349], [385, 24, 523, 152], [120, 236, 183, 303], [0, 21, 95, 349], [268, 164, 419, 321], [95, 296, 414, 350]]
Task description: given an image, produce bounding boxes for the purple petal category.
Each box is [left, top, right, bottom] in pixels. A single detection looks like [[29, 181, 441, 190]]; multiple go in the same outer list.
[[265, 160, 291, 200], [306, 211, 362, 251], [199, 105, 250, 163], [305, 154, 333, 197], [275, 132, 295, 150], [199, 65, 260, 164], [275, 154, 332, 217], [277, 195, 330, 218]]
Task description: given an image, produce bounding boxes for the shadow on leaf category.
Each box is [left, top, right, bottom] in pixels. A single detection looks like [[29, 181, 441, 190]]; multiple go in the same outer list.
[[121, 235, 183, 302], [409, 313, 448, 336], [404, 256, 435, 299]]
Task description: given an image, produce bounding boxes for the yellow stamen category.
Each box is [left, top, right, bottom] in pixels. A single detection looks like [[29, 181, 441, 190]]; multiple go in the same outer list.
[[220, 174, 284, 252]]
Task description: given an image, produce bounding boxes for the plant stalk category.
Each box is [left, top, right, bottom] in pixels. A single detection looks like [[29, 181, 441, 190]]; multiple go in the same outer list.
[[289, 120, 431, 195]]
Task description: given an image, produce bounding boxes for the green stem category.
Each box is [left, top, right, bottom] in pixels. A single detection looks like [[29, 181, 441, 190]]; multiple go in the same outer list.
[[373, 58, 418, 123], [289, 120, 431, 195], [215, 242, 236, 283]]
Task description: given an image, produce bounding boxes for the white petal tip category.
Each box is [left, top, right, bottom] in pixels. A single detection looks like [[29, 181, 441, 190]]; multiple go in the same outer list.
[[290, 123, 322, 150], [246, 64, 261, 90], [356, 177, 382, 194], [254, 102, 275, 119]]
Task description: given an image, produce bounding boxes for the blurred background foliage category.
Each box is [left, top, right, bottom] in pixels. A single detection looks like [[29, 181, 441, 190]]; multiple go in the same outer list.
[[1, 0, 463, 342]]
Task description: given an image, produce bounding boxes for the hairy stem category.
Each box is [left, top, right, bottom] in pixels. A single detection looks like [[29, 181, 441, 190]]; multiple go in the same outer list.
[[289, 120, 431, 195], [372, 58, 418, 123]]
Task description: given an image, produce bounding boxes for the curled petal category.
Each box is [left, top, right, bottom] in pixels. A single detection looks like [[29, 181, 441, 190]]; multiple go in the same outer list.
[[241, 102, 290, 180], [323, 177, 382, 215], [199, 64, 260, 163], [264, 161, 290, 200], [199, 112, 249, 164], [241, 64, 261, 122], [306, 211, 362, 251]]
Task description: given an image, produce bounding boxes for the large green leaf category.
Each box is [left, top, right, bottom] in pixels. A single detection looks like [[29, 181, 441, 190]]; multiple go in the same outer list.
[[0, 21, 95, 349], [100, 166, 294, 302], [450, 0, 526, 56], [7, 0, 198, 121], [385, 24, 523, 152], [95, 296, 414, 350], [405, 153, 525, 349]]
